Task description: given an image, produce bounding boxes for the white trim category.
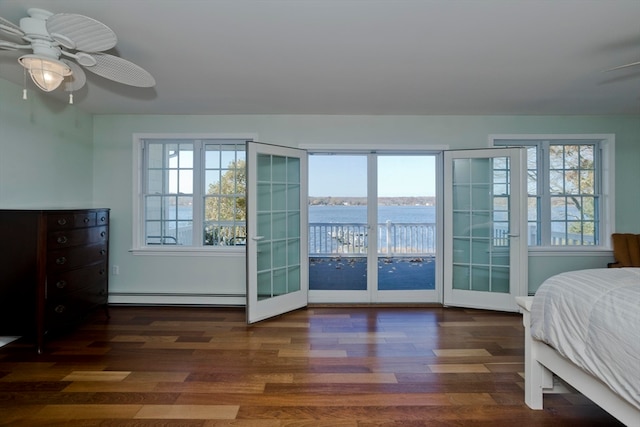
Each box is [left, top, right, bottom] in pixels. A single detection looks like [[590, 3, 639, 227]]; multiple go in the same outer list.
[[489, 133, 615, 250], [487, 133, 615, 145], [130, 247, 245, 257], [443, 148, 528, 312], [300, 143, 449, 152], [528, 248, 613, 257], [131, 133, 257, 253], [307, 149, 441, 304], [109, 293, 245, 306], [245, 142, 309, 323], [133, 133, 259, 140]]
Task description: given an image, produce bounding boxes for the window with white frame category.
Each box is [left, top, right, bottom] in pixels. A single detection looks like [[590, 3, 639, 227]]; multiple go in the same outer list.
[[136, 137, 247, 249], [492, 135, 614, 248]]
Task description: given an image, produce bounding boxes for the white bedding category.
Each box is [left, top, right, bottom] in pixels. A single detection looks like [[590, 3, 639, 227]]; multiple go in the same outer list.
[[530, 268, 640, 410]]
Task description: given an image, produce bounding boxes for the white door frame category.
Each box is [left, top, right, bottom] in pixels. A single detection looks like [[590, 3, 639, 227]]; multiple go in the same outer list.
[[443, 148, 528, 312], [246, 142, 309, 323]]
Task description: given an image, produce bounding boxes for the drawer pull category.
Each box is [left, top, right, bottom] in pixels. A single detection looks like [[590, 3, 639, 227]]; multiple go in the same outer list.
[[54, 305, 65, 314], [83, 217, 90, 223], [99, 269, 106, 275], [100, 216, 106, 222], [100, 249, 106, 255], [100, 231, 106, 237], [56, 280, 67, 289], [56, 257, 67, 265], [57, 218, 67, 226], [57, 236, 68, 244]]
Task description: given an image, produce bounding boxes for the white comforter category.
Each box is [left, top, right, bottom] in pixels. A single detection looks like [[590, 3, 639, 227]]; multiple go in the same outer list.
[[530, 268, 640, 410]]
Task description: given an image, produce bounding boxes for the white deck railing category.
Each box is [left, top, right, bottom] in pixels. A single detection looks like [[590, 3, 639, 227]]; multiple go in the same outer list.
[[149, 222, 593, 248], [309, 222, 437, 256], [309, 222, 594, 256]]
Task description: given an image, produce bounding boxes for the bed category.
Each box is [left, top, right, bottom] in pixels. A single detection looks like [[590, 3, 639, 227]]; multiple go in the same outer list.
[[516, 268, 640, 426]]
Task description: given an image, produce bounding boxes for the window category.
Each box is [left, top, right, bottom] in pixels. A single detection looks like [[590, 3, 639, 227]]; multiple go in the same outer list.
[[492, 135, 614, 248], [134, 136, 249, 250]]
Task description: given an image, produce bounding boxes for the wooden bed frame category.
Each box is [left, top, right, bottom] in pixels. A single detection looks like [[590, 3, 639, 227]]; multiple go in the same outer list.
[[516, 296, 639, 426]]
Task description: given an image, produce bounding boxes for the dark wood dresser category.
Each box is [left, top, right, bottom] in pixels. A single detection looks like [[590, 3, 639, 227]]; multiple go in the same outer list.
[[0, 208, 110, 353]]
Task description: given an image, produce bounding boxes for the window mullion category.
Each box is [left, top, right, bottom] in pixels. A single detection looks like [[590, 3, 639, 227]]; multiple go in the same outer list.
[[192, 140, 204, 247], [539, 143, 552, 246]]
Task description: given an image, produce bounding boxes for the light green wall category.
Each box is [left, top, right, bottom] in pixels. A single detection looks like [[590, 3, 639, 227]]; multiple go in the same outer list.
[[2, 74, 639, 303], [93, 114, 640, 300], [0, 79, 94, 208]]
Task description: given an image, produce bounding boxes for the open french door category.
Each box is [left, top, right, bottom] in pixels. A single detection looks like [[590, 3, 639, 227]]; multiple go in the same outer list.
[[443, 148, 527, 312], [246, 142, 308, 323]]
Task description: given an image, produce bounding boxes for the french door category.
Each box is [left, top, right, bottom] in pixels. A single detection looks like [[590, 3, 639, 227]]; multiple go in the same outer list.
[[246, 142, 308, 323], [307, 152, 439, 304], [443, 148, 527, 312]]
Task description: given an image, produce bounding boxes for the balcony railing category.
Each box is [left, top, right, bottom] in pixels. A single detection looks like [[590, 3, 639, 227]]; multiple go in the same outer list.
[[148, 222, 593, 248], [309, 221, 436, 256], [309, 222, 594, 256]]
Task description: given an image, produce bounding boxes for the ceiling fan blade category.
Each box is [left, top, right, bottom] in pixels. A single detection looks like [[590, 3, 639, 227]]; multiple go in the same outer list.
[[46, 13, 117, 52], [605, 61, 640, 72], [0, 15, 24, 38], [0, 40, 28, 51], [82, 53, 156, 87], [62, 59, 87, 91]]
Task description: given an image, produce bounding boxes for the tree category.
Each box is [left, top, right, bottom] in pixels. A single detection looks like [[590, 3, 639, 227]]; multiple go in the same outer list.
[[548, 145, 595, 242], [204, 159, 246, 245]]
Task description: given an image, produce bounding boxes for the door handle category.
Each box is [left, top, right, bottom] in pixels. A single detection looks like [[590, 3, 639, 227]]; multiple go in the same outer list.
[[507, 234, 519, 237], [251, 236, 265, 241]]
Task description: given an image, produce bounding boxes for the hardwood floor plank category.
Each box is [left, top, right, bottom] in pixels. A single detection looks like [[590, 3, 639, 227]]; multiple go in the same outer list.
[[134, 404, 239, 420], [432, 349, 492, 357], [428, 364, 491, 374], [62, 381, 159, 392], [62, 371, 131, 381], [31, 404, 143, 419], [153, 381, 266, 394]]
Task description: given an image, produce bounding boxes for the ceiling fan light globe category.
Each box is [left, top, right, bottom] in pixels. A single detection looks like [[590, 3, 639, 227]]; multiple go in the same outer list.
[[18, 55, 72, 92]]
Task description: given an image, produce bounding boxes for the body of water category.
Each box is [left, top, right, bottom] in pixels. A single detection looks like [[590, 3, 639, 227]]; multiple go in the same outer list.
[[309, 205, 436, 224]]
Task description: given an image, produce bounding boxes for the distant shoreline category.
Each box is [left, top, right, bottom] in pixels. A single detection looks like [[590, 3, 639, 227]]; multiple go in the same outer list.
[[309, 196, 436, 206]]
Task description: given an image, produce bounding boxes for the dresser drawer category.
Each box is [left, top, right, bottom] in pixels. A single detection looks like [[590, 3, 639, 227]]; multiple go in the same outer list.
[[47, 212, 98, 230], [47, 263, 108, 297], [48, 243, 108, 271], [46, 284, 108, 327], [96, 211, 109, 226], [48, 226, 108, 249]]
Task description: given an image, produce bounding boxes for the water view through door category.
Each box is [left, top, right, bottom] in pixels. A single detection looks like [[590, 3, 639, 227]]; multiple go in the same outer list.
[[308, 153, 437, 303], [309, 155, 368, 293], [377, 155, 436, 293]]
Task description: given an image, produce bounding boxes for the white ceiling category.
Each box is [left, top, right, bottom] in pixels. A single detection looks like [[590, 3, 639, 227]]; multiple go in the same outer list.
[[1, 0, 640, 115]]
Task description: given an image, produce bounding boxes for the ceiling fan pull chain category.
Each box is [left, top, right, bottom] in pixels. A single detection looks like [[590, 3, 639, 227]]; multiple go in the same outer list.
[[22, 68, 27, 100]]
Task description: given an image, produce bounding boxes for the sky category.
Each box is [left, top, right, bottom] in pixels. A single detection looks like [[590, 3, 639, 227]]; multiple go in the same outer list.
[[309, 154, 436, 197]]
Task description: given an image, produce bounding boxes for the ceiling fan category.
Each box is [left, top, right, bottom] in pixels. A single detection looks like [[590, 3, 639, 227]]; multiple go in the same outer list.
[[0, 7, 155, 101], [606, 60, 640, 72]]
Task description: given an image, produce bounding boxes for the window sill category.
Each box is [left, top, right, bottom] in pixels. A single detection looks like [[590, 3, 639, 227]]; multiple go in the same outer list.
[[130, 247, 245, 257], [528, 247, 613, 257]]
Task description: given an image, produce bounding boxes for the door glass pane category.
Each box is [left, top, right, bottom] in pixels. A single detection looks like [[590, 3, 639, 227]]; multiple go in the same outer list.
[[452, 156, 511, 293], [255, 153, 301, 301], [377, 156, 436, 291], [308, 155, 368, 291]]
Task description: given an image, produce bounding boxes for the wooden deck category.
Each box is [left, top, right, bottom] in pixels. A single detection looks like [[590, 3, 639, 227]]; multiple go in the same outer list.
[[0, 305, 623, 426]]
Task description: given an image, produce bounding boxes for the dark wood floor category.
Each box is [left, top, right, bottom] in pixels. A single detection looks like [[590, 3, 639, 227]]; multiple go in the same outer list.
[[0, 305, 624, 426]]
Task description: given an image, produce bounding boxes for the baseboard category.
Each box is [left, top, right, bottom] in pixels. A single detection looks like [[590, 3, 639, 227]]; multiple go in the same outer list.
[[108, 292, 246, 306]]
